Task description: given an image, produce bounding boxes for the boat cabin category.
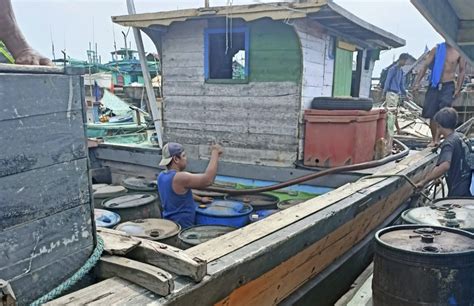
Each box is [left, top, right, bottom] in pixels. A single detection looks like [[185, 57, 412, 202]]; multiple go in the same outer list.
[[112, 1, 405, 167]]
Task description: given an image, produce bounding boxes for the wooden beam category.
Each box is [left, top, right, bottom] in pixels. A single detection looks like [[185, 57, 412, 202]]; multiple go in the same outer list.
[[96, 255, 174, 296], [97, 228, 141, 255], [98, 228, 207, 282], [127, 238, 207, 282], [458, 27, 474, 46], [45, 277, 158, 305]]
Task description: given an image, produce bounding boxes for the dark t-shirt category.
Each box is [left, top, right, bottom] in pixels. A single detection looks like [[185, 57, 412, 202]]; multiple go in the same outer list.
[[437, 132, 472, 197]]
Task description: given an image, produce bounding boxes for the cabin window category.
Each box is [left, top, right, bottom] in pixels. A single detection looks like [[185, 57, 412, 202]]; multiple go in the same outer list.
[[204, 27, 249, 82]]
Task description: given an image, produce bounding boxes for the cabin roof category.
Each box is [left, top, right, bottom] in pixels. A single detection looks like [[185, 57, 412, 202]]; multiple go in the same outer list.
[[411, 0, 474, 65], [112, 0, 405, 49]]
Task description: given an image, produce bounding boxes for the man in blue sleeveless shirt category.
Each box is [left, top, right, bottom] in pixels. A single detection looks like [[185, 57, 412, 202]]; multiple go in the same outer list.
[[157, 142, 223, 228]]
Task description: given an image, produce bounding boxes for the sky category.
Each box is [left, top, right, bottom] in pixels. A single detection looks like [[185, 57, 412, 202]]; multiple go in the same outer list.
[[12, 0, 443, 76]]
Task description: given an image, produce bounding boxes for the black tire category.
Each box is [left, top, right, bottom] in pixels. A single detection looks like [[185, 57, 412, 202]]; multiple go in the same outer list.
[[311, 97, 373, 111]]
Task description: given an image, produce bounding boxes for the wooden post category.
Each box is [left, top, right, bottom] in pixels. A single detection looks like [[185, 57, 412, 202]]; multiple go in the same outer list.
[[126, 0, 163, 148]]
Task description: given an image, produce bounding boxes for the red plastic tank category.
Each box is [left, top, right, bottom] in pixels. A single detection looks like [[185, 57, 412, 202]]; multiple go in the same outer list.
[[303, 109, 381, 167]]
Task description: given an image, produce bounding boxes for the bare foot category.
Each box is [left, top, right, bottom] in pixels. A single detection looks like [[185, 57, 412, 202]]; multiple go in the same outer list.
[[427, 141, 439, 148], [14, 48, 52, 66]]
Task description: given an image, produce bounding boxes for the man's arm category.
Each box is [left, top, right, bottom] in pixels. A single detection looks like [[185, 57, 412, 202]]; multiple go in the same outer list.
[[455, 56, 467, 97], [174, 145, 223, 191], [400, 71, 407, 97], [0, 0, 51, 65], [416, 161, 450, 188], [413, 47, 436, 89]]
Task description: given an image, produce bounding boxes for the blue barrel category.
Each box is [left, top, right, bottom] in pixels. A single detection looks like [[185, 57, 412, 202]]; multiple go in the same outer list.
[[195, 200, 253, 228], [94, 209, 121, 228], [249, 209, 279, 223]]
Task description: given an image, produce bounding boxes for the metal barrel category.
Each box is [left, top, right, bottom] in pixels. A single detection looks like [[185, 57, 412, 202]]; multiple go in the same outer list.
[[101, 193, 161, 222], [373, 225, 474, 306]]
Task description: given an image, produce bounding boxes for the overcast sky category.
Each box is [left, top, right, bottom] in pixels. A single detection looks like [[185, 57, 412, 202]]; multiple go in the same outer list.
[[12, 0, 443, 75]]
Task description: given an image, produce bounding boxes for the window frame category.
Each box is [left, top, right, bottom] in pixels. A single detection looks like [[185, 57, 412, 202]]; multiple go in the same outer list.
[[204, 27, 250, 83]]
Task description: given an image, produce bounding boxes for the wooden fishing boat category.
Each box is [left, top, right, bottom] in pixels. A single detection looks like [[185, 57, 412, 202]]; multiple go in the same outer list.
[[47, 137, 434, 306]]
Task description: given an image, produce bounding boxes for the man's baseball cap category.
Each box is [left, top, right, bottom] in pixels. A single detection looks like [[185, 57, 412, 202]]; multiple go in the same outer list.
[[159, 142, 184, 166]]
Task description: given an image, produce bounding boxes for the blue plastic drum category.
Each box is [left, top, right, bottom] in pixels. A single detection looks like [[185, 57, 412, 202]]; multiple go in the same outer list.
[[94, 209, 121, 228], [195, 200, 253, 228], [249, 209, 279, 223]]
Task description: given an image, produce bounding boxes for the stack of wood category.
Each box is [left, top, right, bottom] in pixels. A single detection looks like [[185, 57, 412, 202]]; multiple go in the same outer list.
[[45, 229, 207, 304]]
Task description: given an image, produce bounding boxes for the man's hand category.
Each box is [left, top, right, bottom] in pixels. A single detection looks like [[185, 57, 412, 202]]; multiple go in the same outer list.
[[453, 89, 462, 99], [415, 180, 426, 192], [200, 197, 213, 204], [412, 83, 420, 92], [211, 144, 223, 156]]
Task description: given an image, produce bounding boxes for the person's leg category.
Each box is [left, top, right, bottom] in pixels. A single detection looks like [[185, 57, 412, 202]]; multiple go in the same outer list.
[[422, 87, 440, 146], [428, 119, 439, 147]]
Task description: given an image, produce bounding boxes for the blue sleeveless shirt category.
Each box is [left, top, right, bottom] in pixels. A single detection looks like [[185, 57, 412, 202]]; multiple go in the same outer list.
[[157, 170, 196, 229]]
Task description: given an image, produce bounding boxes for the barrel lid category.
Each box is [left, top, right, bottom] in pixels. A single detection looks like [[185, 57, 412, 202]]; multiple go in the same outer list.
[[192, 189, 227, 198], [225, 193, 279, 208], [92, 183, 108, 191], [93, 185, 127, 199], [376, 225, 474, 254], [94, 209, 121, 228], [179, 225, 235, 246], [122, 176, 157, 192], [402, 205, 474, 231], [196, 200, 253, 217], [277, 199, 306, 210], [116, 218, 180, 240], [433, 198, 474, 210], [102, 193, 157, 209]]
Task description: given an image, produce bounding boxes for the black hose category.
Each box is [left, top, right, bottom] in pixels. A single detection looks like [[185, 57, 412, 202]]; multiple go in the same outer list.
[[204, 139, 411, 195]]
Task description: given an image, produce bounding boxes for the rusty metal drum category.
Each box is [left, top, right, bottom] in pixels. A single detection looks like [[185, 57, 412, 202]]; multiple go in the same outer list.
[[101, 193, 161, 222], [116, 218, 181, 247], [373, 225, 474, 306]]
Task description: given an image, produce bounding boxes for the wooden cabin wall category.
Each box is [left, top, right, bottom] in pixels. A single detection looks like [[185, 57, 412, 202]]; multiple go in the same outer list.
[[293, 19, 335, 160], [161, 19, 302, 167], [0, 73, 94, 305]]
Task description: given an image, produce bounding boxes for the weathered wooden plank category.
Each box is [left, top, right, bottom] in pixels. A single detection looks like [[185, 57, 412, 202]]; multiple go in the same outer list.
[[97, 228, 141, 255], [96, 255, 174, 296], [163, 121, 298, 137], [162, 52, 203, 68], [182, 144, 297, 168], [162, 37, 204, 54], [0, 74, 83, 121], [9, 247, 93, 305], [127, 237, 207, 282], [0, 63, 64, 74], [162, 66, 203, 79], [162, 81, 299, 97], [0, 111, 86, 177], [163, 110, 299, 126], [0, 159, 90, 229], [45, 277, 158, 306], [0, 204, 93, 276], [335, 263, 374, 306], [163, 129, 298, 151], [185, 149, 434, 262]]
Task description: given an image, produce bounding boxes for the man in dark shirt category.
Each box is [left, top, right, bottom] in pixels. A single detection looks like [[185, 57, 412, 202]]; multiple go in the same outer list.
[[416, 107, 472, 197]]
